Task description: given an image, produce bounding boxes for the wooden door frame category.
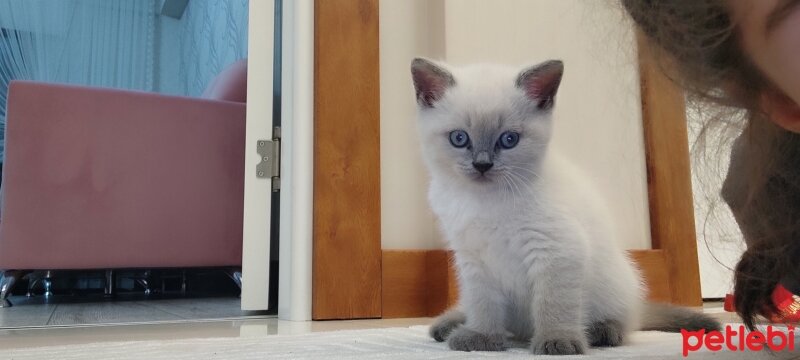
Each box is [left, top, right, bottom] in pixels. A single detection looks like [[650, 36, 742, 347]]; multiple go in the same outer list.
[[312, 0, 382, 320], [312, 2, 702, 320]]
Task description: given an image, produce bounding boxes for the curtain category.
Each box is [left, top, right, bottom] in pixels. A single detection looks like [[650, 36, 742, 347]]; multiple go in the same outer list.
[[171, 0, 249, 97], [0, 0, 158, 161]]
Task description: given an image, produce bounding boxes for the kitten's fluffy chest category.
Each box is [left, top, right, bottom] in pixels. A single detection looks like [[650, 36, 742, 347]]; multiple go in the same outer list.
[[429, 180, 552, 261], [431, 185, 545, 306], [430, 181, 527, 248], [428, 171, 574, 282]]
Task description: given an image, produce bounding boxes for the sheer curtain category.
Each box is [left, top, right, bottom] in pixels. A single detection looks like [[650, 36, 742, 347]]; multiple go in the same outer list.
[[171, 0, 249, 97], [0, 0, 158, 161]]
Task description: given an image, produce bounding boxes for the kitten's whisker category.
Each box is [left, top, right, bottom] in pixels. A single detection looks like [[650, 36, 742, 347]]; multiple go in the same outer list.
[[504, 165, 541, 180], [506, 168, 541, 183], [500, 173, 516, 210], [508, 174, 522, 211], [506, 171, 537, 205], [500, 175, 513, 206], [504, 164, 536, 172], [505, 172, 526, 211]]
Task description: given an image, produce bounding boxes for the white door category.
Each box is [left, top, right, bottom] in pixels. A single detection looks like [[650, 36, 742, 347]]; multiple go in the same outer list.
[[241, 0, 276, 311], [241, 0, 314, 319], [276, 0, 313, 321]]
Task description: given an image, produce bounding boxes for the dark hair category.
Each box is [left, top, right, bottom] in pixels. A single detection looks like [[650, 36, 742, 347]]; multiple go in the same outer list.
[[622, 0, 800, 329]]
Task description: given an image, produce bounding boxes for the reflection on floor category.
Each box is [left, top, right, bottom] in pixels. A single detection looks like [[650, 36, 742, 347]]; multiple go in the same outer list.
[[0, 317, 435, 350], [0, 296, 269, 328]]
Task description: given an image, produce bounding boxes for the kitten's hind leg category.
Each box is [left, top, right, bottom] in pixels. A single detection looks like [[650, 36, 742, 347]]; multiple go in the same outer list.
[[586, 319, 625, 347], [429, 308, 466, 342]]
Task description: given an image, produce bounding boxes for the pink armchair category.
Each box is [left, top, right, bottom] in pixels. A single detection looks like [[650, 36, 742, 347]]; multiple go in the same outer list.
[[0, 60, 249, 306]]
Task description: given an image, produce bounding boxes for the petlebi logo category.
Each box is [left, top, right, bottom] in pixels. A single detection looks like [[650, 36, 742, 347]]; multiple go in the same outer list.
[[681, 325, 796, 356]]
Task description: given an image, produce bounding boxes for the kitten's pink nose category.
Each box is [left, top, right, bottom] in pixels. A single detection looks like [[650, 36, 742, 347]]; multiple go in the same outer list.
[[473, 161, 494, 174]]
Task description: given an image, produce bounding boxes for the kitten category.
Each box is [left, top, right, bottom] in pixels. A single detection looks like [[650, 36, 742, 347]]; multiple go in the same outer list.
[[411, 58, 720, 355]]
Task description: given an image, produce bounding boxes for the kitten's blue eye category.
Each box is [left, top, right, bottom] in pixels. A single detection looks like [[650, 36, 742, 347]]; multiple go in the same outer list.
[[449, 130, 470, 148], [499, 131, 520, 149]]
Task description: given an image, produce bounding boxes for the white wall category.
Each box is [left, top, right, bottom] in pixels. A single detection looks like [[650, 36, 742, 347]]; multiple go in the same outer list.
[[380, 0, 446, 249], [380, 0, 652, 250]]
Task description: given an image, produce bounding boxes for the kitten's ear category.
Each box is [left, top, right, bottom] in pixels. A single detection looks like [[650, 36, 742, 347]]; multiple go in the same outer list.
[[411, 58, 455, 108], [516, 60, 564, 111]]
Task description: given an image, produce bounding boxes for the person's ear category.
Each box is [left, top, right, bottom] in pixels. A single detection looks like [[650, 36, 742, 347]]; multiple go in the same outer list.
[[761, 89, 800, 133]]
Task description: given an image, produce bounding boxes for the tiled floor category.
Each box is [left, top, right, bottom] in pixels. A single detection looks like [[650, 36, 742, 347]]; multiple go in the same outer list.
[[0, 301, 738, 351], [0, 316, 435, 350], [0, 296, 265, 328]]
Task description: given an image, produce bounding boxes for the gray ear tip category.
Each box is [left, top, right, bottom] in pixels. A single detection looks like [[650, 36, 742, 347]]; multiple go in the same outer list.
[[518, 60, 565, 80], [411, 57, 432, 70], [545, 60, 564, 72]]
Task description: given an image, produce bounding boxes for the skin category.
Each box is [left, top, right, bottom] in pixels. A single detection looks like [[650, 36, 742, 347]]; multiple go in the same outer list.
[[729, 0, 800, 132]]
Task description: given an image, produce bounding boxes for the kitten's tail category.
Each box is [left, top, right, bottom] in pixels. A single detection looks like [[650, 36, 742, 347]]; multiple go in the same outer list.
[[639, 302, 722, 332]]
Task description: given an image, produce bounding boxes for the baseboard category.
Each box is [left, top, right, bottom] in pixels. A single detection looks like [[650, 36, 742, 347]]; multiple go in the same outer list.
[[381, 250, 457, 318], [382, 249, 672, 318], [628, 249, 672, 302]]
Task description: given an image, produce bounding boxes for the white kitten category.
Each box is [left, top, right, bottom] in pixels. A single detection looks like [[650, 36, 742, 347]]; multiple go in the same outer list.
[[411, 58, 719, 355]]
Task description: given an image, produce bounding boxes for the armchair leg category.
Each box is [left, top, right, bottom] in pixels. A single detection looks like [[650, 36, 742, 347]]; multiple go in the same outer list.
[[181, 270, 187, 296], [104, 270, 115, 297], [225, 268, 242, 298], [225, 269, 242, 290], [26, 271, 42, 297], [42, 271, 53, 298], [1, 270, 21, 308], [135, 270, 152, 295]]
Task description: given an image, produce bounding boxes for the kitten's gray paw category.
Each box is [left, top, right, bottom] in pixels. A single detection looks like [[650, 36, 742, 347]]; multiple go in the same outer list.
[[531, 331, 587, 355], [429, 309, 466, 342], [587, 319, 625, 347], [447, 327, 506, 352]]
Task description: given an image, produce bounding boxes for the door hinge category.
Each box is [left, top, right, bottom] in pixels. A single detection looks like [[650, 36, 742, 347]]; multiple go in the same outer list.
[[256, 126, 281, 191]]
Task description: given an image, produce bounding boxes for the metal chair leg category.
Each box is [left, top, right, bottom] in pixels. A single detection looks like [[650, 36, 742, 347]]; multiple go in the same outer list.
[[0, 270, 21, 308], [42, 271, 53, 298], [104, 270, 115, 297], [225, 269, 242, 298], [26, 273, 41, 297], [225, 270, 242, 290], [27, 280, 37, 297], [135, 270, 151, 295], [180, 270, 187, 295]]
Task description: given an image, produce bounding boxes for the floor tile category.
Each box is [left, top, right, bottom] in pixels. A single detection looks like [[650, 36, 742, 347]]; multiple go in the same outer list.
[[0, 297, 57, 328], [136, 297, 253, 320], [47, 301, 183, 326]]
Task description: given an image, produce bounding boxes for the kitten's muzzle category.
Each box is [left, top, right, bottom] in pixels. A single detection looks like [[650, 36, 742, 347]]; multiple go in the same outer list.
[[472, 161, 494, 174]]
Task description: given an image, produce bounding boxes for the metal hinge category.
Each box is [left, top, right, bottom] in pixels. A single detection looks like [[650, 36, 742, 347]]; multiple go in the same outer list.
[[256, 127, 281, 191]]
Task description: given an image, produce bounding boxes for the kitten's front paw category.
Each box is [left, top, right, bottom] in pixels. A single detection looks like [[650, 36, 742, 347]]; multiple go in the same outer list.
[[429, 309, 466, 342], [587, 319, 624, 347], [531, 331, 587, 355], [447, 327, 506, 352]]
